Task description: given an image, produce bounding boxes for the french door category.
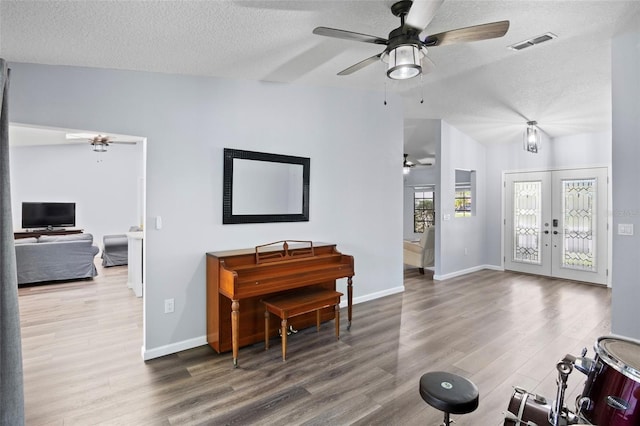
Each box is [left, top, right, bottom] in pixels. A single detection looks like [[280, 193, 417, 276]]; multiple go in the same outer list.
[[504, 168, 608, 285]]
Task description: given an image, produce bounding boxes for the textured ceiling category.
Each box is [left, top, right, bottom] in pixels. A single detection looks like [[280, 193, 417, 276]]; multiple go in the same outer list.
[[1, 0, 639, 156]]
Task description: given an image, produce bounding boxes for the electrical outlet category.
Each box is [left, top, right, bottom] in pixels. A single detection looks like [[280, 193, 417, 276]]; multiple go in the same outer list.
[[164, 298, 174, 313]]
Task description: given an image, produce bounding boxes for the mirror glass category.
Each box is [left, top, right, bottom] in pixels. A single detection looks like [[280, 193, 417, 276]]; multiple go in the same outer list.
[[223, 148, 310, 224], [232, 159, 303, 215]]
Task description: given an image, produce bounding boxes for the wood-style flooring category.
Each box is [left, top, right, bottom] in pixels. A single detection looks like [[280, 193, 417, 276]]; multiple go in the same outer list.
[[18, 264, 611, 425]]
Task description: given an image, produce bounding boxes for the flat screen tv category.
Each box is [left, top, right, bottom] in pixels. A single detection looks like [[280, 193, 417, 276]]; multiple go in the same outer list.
[[22, 202, 76, 229]]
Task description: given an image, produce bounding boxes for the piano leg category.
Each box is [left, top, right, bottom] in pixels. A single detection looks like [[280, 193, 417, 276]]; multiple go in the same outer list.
[[231, 299, 239, 368], [281, 318, 288, 361], [335, 303, 340, 339], [265, 310, 270, 350], [347, 276, 353, 331]]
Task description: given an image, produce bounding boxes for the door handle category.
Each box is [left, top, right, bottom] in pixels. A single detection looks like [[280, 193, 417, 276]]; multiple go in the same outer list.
[[544, 230, 549, 234], [553, 231, 559, 235]]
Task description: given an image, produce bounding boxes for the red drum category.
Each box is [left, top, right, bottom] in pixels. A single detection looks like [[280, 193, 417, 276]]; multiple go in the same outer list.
[[579, 336, 640, 426], [504, 387, 553, 425]]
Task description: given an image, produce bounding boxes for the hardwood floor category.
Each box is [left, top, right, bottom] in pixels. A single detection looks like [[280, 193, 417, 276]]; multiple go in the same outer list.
[[18, 264, 611, 425]]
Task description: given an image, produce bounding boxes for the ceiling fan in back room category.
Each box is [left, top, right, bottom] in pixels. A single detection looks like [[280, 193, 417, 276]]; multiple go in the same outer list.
[[66, 133, 138, 153], [313, 0, 510, 80], [403, 153, 434, 175]]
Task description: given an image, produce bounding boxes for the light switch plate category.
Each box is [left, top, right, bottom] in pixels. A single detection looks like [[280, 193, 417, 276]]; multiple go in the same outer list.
[[618, 224, 634, 236]]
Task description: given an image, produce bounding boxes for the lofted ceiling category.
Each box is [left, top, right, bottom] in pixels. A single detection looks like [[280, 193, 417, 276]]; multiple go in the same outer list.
[[1, 0, 639, 158]]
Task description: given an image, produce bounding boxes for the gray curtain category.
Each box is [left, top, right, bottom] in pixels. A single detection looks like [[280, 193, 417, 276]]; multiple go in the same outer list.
[[0, 59, 25, 424]]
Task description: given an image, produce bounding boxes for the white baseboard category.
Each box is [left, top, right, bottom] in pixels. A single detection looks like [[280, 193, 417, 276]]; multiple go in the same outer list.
[[142, 286, 406, 360], [142, 335, 207, 361], [434, 264, 503, 281], [484, 264, 504, 272], [140, 268, 511, 360], [340, 285, 405, 308]]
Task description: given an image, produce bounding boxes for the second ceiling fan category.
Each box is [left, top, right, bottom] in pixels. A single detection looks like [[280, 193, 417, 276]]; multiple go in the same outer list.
[[313, 0, 509, 80], [403, 153, 434, 174], [66, 133, 138, 153]]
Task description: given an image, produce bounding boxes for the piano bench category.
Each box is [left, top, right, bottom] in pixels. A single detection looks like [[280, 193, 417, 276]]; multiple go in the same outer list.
[[262, 289, 343, 361]]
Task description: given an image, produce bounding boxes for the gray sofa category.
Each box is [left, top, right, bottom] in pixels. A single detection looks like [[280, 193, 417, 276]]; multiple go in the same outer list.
[[102, 234, 128, 267], [14, 233, 100, 285]]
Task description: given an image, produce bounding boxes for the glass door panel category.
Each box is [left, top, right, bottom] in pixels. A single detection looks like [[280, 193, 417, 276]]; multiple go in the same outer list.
[[505, 168, 608, 285], [504, 171, 551, 276], [551, 168, 607, 284], [561, 178, 596, 271], [513, 181, 543, 264]]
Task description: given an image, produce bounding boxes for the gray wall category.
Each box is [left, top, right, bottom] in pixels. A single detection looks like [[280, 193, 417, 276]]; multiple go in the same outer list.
[[404, 122, 611, 278], [611, 30, 640, 339], [483, 131, 611, 268], [402, 119, 490, 278], [10, 142, 143, 248], [437, 121, 487, 278], [8, 62, 404, 358]]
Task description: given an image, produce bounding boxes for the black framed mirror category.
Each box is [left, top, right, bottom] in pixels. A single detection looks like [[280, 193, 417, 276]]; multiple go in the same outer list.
[[223, 148, 310, 224]]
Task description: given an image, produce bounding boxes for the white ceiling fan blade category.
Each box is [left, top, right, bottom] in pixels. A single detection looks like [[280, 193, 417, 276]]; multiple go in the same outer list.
[[417, 156, 435, 166], [404, 0, 445, 32], [404, 153, 435, 167], [66, 133, 139, 143], [111, 141, 138, 145], [66, 132, 97, 140]]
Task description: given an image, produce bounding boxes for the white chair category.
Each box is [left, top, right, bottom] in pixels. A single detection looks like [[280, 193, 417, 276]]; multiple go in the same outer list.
[[403, 226, 435, 274]]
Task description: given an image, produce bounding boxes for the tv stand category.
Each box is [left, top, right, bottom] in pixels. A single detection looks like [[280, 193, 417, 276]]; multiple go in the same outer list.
[[14, 228, 83, 240]]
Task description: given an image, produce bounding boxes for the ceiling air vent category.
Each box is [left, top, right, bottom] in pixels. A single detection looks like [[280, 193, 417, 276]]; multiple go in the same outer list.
[[508, 32, 557, 51]]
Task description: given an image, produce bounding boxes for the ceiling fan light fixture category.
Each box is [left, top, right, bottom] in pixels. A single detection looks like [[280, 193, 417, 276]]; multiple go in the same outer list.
[[523, 121, 541, 153], [387, 44, 422, 80], [403, 153, 413, 174], [92, 142, 108, 153]]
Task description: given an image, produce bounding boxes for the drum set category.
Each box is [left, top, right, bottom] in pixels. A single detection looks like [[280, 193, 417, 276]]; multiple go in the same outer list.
[[504, 335, 640, 426]]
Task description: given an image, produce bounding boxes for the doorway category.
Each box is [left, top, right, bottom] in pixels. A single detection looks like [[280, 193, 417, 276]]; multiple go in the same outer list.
[[9, 123, 148, 354], [504, 167, 608, 285]]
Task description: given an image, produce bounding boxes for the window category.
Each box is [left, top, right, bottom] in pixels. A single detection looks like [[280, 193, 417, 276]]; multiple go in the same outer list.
[[454, 169, 475, 217], [414, 190, 435, 233], [454, 188, 472, 217]]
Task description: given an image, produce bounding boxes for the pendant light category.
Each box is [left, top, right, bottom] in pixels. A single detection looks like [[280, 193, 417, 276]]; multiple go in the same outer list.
[[523, 121, 541, 153]]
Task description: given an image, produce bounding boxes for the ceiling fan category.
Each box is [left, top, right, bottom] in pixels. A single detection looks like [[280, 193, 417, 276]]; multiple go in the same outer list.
[[313, 0, 509, 80], [403, 153, 434, 174], [66, 133, 138, 153]]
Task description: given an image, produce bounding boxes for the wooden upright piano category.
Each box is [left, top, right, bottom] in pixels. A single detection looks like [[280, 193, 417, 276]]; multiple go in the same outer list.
[[206, 241, 354, 367]]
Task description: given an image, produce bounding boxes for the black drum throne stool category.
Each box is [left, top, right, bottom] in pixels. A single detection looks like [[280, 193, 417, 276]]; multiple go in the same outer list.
[[419, 371, 479, 425]]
